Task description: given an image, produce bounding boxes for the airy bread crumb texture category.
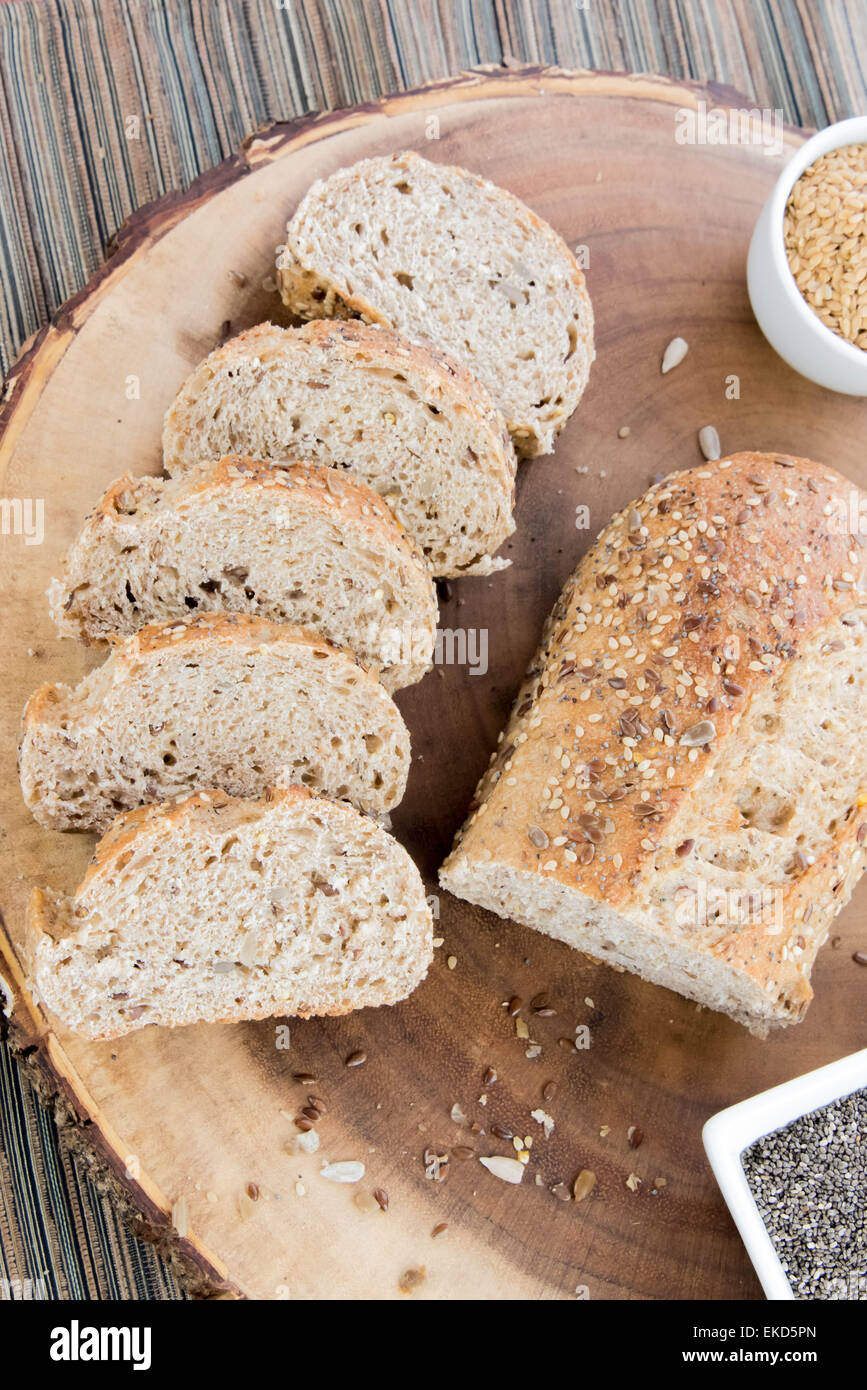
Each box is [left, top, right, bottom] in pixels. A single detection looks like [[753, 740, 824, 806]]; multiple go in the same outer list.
[[163, 320, 517, 577], [29, 787, 433, 1041], [19, 615, 410, 831], [441, 452, 867, 1034], [47, 458, 438, 691], [277, 151, 595, 457]]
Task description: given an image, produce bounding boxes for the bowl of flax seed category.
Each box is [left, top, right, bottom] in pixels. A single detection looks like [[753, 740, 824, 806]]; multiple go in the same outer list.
[[748, 117, 867, 395]]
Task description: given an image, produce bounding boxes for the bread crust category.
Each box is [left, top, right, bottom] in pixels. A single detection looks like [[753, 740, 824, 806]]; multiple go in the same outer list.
[[103, 455, 432, 571], [441, 452, 867, 1028]]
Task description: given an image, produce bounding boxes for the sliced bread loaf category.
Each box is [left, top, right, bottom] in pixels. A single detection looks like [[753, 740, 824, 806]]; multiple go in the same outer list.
[[27, 786, 433, 1041], [162, 320, 516, 577], [19, 614, 410, 831], [48, 458, 438, 690], [440, 453, 867, 1035], [277, 150, 594, 457]]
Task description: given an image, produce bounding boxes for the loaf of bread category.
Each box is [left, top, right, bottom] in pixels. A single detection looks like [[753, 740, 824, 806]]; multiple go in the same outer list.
[[277, 151, 594, 458], [28, 786, 433, 1040], [48, 458, 438, 690], [163, 320, 516, 578], [440, 452, 867, 1034], [19, 614, 410, 831]]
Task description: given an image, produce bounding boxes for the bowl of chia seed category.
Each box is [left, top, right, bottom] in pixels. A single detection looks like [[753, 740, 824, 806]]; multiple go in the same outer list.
[[703, 1049, 867, 1300]]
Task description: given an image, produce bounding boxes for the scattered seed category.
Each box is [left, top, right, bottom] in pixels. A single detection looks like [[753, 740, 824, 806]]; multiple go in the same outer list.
[[289, 1129, 320, 1156], [698, 425, 721, 460], [661, 336, 689, 373], [480, 1154, 526, 1184], [551, 1181, 572, 1201], [246, 1182, 260, 1201], [558, 1036, 578, 1053], [373, 1187, 390, 1211], [345, 1050, 367, 1068], [531, 1108, 555, 1138], [853, 951, 867, 966], [507, 995, 523, 1016], [431, 1222, 448, 1239], [424, 1147, 449, 1181], [628, 1125, 645, 1149], [573, 1169, 597, 1202], [293, 1071, 317, 1085], [398, 1267, 426, 1293], [451, 1145, 476, 1161], [320, 1160, 365, 1183], [483, 1066, 498, 1086], [542, 1081, 558, 1103], [492, 1123, 514, 1141]]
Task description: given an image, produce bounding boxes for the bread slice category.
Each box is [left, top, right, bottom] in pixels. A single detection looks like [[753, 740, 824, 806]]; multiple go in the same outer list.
[[162, 320, 516, 578], [48, 458, 437, 690], [440, 452, 867, 1035], [19, 614, 410, 831], [277, 150, 594, 458], [27, 785, 433, 1041]]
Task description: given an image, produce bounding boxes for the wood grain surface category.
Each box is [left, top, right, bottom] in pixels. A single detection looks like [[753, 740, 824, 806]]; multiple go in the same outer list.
[[2, 67, 866, 1301]]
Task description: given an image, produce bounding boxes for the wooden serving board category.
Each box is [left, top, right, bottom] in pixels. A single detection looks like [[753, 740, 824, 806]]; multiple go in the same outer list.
[[2, 66, 866, 1302]]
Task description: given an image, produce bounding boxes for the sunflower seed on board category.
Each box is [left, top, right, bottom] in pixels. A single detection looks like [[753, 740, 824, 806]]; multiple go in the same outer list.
[[698, 426, 721, 461], [479, 1155, 526, 1184], [661, 337, 689, 374], [320, 1160, 365, 1183]]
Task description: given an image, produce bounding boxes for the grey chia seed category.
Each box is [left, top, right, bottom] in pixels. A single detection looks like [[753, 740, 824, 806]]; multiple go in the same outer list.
[[741, 1087, 867, 1300]]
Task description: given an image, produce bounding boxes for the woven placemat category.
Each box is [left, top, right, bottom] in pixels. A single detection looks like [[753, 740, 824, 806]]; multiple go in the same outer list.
[[1, 0, 865, 1301]]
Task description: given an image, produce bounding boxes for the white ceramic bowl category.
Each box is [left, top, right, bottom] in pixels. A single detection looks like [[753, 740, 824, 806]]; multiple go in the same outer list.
[[703, 1047, 867, 1300], [747, 116, 867, 394]]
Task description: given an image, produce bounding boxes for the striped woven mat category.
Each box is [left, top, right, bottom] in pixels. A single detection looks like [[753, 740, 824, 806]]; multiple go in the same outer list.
[[1, 0, 865, 1301]]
